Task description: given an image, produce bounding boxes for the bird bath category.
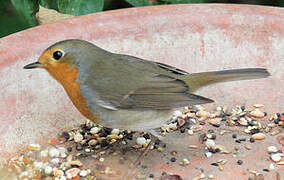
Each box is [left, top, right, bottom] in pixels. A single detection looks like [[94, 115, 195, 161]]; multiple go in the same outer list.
[[0, 4, 283, 179]]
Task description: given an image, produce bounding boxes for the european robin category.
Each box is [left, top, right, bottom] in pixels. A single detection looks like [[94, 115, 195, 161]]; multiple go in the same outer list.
[[24, 39, 270, 131]]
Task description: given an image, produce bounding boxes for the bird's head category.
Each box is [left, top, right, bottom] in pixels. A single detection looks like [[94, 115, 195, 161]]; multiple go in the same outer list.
[[24, 39, 107, 82]]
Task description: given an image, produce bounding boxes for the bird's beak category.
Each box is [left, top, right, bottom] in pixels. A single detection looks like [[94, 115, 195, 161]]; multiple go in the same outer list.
[[23, 62, 43, 69]]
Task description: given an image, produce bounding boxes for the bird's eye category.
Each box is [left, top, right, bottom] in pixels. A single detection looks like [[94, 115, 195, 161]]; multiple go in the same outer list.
[[53, 51, 63, 60]]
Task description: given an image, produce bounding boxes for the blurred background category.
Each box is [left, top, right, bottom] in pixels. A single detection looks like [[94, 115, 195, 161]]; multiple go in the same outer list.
[[0, 0, 283, 38]]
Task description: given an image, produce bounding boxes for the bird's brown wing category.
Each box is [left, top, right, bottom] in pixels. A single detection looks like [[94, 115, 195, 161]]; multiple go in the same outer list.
[[79, 54, 213, 111]]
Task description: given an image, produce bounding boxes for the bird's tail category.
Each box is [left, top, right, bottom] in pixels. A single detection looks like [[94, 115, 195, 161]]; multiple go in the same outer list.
[[181, 68, 270, 92]]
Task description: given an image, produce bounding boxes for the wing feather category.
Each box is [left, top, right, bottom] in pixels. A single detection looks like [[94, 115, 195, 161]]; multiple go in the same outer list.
[[79, 54, 213, 111]]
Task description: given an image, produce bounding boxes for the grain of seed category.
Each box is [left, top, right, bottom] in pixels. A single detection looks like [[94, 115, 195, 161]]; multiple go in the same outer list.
[[66, 168, 80, 178], [244, 144, 252, 150], [28, 144, 41, 151], [187, 130, 194, 135], [205, 139, 215, 148], [188, 145, 198, 149], [208, 174, 214, 179], [269, 163, 275, 170], [252, 133, 265, 140], [271, 129, 280, 136], [267, 146, 278, 153], [79, 170, 88, 177], [182, 158, 190, 166], [250, 109, 265, 118], [44, 166, 53, 175], [49, 148, 60, 158], [209, 118, 222, 126], [74, 133, 83, 143], [253, 104, 264, 108], [196, 111, 210, 119], [218, 159, 227, 165], [205, 152, 212, 158], [271, 153, 281, 162], [90, 127, 101, 134]]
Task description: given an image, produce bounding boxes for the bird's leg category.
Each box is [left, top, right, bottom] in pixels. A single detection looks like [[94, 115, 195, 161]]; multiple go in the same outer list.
[[132, 136, 155, 167], [125, 131, 159, 179], [95, 131, 136, 155]]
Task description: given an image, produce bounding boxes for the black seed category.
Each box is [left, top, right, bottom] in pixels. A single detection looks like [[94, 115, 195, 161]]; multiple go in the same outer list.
[[264, 112, 267, 117], [248, 121, 254, 126], [61, 131, 70, 140], [232, 134, 237, 138], [211, 162, 219, 166], [215, 148, 220, 153], [199, 133, 207, 142], [180, 128, 185, 133], [102, 127, 112, 135], [81, 125, 91, 133], [240, 138, 246, 141], [126, 134, 133, 140], [241, 105, 246, 111], [235, 139, 241, 143], [100, 132, 108, 137], [76, 144, 83, 151], [274, 119, 280, 124], [263, 169, 269, 172], [154, 139, 161, 145], [170, 157, 176, 162], [250, 129, 260, 134], [143, 134, 151, 139], [237, 160, 243, 165], [225, 113, 232, 116], [209, 148, 219, 153], [100, 139, 108, 147], [149, 174, 154, 178], [212, 124, 220, 128], [67, 147, 72, 152], [162, 143, 166, 148], [208, 129, 214, 133], [249, 137, 255, 143]]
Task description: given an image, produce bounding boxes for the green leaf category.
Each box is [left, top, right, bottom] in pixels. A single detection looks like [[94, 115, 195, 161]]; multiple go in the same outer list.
[[163, 0, 211, 3], [125, 0, 170, 7], [57, 0, 104, 16], [10, 0, 39, 26], [39, 0, 58, 10]]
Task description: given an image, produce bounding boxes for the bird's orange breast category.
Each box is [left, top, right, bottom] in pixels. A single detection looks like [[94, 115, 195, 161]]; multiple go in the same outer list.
[[45, 63, 99, 122]]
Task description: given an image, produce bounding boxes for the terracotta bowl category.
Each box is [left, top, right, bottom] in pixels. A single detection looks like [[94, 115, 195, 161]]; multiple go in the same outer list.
[[0, 4, 283, 179]]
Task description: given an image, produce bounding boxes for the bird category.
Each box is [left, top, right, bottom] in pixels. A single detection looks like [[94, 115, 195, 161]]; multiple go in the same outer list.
[[24, 39, 270, 132]]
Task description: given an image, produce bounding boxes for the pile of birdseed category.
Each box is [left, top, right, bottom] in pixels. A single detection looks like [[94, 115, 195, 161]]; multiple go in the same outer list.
[[0, 104, 283, 180]]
